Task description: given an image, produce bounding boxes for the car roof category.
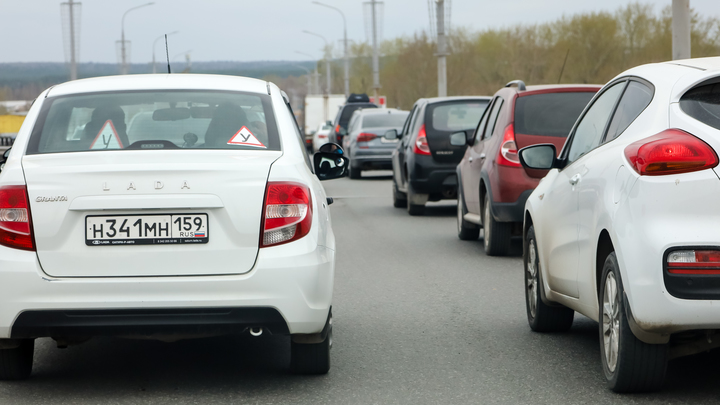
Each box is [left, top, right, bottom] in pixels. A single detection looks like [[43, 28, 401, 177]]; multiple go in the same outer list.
[[46, 74, 270, 98], [421, 96, 492, 104], [356, 108, 406, 115], [662, 57, 720, 71]]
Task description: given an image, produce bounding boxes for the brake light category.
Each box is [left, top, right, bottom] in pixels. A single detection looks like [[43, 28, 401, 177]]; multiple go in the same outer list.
[[497, 124, 521, 167], [357, 132, 377, 148], [0, 185, 34, 251], [624, 129, 719, 176], [413, 124, 431, 155], [668, 250, 720, 274], [260, 182, 312, 247], [335, 125, 341, 135]]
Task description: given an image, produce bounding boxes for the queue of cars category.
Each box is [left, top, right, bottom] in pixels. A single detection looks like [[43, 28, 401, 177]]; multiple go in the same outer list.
[[387, 57, 720, 393]]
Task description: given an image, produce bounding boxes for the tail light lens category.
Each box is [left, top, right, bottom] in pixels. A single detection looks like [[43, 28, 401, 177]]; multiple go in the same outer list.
[[413, 124, 431, 155], [624, 129, 719, 176], [497, 124, 521, 167], [335, 125, 341, 135], [667, 250, 720, 274], [0, 185, 34, 251], [357, 132, 377, 148], [260, 182, 312, 247]]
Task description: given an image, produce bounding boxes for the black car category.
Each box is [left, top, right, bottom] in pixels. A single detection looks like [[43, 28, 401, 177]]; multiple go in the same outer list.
[[389, 96, 490, 215], [331, 93, 378, 145]]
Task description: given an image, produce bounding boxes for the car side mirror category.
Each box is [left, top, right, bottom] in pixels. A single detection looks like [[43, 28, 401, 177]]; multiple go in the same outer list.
[[518, 144, 557, 179], [314, 143, 349, 180], [449, 131, 466, 146], [384, 129, 398, 140], [0, 148, 10, 172]]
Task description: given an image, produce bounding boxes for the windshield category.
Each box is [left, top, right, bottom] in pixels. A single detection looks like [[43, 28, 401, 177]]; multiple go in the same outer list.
[[430, 101, 489, 132], [27, 90, 280, 154], [362, 112, 409, 128], [339, 104, 377, 128], [514, 92, 595, 137]]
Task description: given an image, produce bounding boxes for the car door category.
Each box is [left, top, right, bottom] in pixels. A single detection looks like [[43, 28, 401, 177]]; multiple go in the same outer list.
[[393, 104, 417, 191], [541, 81, 626, 298], [464, 97, 502, 215], [574, 79, 653, 299]]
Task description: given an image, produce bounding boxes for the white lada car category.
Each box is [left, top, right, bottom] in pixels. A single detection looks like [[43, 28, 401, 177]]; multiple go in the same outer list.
[[0, 74, 348, 379], [519, 57, 720, 392]]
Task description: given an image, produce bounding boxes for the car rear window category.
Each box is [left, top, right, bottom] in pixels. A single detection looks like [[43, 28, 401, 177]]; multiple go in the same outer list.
[[27, 90, 280, 154], [339, 104, 377, 128], [429, 101, 489, 132], [680, 81, 720, 130], [362, 112, 409, 128], [514, 92, 595, 137]]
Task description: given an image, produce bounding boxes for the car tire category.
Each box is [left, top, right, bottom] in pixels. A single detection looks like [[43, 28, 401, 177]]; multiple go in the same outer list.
[[349, 164, 361, 179], [291, 314, 332, 375], [599, 252, 667, 393], [483, 193, 511, 256], [0, 339, 34, 380], [393, 178, 407, 208], [457, 186, 479, 240], [406, 184, 424, 216], [524, 226, 574, 332]]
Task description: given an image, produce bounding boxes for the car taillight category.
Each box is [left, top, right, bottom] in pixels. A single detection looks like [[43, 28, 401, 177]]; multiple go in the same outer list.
[[0, 185, 34, 251], [260, 182, 312, 247], [624, 129, 719, 176], [497, 124, 520, 167], [667, 250, 720, 274], [335, 125, 341, 135], [413, 124, 431, 155], [357, 132, 377, 148], [317, 134, 328, 139]]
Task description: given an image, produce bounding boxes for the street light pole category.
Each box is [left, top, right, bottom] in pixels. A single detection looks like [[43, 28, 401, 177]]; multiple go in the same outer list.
[[436, 0, 447, 97], [153, 31, 178, 74], [672, 0, 691, 60], [296, 51, 321, 94], [293, 65, 313, 96], [120, 2, 154, 75], [312, 2, 348, 98], [303, 30, 332, 95]]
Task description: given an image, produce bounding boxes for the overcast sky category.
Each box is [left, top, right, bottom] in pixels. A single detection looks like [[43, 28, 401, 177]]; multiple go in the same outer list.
[[2, 0, 719, 63]]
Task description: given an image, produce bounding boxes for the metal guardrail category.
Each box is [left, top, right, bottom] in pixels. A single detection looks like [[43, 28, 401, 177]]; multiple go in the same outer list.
[[0, 134, 16, 148]]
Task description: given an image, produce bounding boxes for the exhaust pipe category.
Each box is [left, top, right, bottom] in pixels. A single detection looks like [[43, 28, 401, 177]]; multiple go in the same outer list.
[[249, 327, 263, 337]]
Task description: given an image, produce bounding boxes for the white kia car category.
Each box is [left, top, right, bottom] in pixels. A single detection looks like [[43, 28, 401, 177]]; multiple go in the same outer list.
[[0, 74, 348, 379], [519, 57, 720, 392]]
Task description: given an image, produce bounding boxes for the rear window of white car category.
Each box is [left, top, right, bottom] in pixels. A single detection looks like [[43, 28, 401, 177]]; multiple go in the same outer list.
[[27, 90, 280, 154], [680, 81, 720, 130]]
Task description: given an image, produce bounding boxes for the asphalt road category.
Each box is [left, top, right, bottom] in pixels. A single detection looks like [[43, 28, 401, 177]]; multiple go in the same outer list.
[[2, 172, 720, 404]]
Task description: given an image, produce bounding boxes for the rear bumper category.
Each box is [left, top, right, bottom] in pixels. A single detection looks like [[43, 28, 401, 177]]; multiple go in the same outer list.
[[408, 156, 459, 197], [350, 149, 394, 170], [0, 239, 334, 339]]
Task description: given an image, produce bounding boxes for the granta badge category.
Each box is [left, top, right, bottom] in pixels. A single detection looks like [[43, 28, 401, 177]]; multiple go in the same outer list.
[[36, 196, 68, 203]]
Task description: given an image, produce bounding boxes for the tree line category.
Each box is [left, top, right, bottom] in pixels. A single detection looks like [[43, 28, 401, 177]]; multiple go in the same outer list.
[[289, 3, 720, 110]]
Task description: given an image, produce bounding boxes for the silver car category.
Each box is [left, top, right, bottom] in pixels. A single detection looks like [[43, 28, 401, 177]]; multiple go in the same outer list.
[[343, 108, 409, 179]]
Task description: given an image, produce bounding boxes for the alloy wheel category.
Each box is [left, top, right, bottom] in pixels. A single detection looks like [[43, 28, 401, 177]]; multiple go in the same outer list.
[[526, 238, 538, 319], [602, 272, 621, 373]]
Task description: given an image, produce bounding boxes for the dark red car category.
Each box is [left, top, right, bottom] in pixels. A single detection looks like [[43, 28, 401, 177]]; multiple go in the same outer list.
[[456, 81, 601, 255]]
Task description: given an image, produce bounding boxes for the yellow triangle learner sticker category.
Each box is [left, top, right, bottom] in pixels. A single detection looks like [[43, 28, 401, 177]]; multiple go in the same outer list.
[[227, 126, 266, 148], [90, 120, 124, 150]]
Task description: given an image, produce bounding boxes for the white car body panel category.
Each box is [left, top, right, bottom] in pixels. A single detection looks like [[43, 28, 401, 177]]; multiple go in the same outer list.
[[526, 57, 720, 335], [0, 75, 335, 337]]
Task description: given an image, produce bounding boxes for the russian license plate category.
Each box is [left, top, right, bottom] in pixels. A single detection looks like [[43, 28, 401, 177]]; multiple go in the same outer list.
[[86, 214, 208, 246]]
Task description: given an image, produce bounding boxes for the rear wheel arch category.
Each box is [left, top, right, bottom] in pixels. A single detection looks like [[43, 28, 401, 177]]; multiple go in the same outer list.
[[596, 230, 615, 299]]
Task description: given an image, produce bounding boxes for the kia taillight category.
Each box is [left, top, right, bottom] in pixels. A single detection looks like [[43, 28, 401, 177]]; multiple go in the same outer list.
[[497, 124, 521, 167], [0, 185, 34, 251], [260, 182, 312, 247], [624, 129, 719, 176], [667, 250, 720, 274], [413, 124, 431, 155], [357, 132, 377, 148]]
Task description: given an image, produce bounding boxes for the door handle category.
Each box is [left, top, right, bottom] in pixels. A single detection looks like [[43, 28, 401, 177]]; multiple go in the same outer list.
[[569, 174, 581, 186], [479, 153, 486, 159], [468, 157, 473, 163]]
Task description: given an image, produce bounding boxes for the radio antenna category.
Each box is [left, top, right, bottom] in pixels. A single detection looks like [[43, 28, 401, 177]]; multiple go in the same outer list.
[[165, 34, 171, 74]]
